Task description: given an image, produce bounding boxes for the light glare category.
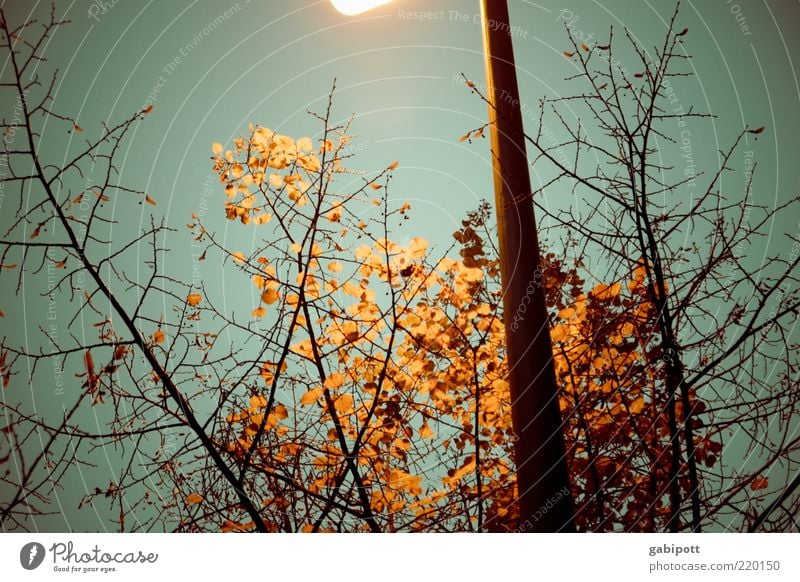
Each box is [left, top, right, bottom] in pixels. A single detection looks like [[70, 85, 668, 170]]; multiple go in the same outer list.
[[330, 0, 392, 16]]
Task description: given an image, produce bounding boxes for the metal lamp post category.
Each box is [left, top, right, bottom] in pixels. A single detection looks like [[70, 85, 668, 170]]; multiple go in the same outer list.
[[332, 0, 575, 532]]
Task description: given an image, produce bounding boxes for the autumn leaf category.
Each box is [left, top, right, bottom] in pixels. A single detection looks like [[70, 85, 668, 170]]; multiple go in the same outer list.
[[145, 195, 157, 206], [231, 251, 246, 263], [186, 293, 202, 306], [563, 51, 575, 58], [153, 329, 165, 344], [324, 372, 346, 390], [597, 43, 610, 50], [750, 476, 769, 491], [142, 104, 154, 114], [629, 397, 645, 414], [369, 182, 382, 190], [73, 123, 84, 133], [459, 132, 471, 142], [212, 142, 223, 154], [419, 422, 434, 439], [676, 27, 688, 36], [261, 289, 279, 305], [748, 127, 765, 135], [580, 43, 590, 52], [186, 493, 203, 505], [388, 160, 399, 170], [300, 388, 322, 406], [252, 306, 267, 318]]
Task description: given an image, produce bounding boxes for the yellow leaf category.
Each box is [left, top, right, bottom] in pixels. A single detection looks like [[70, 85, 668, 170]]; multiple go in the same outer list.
[[300, 388, 322, 406], [369, 182, 382, 190], [419, 422, 434, 439], [324, 372, 346, 390], [212, 142, 223, 154], [558, 307, 576, 319], [629, 397, 645, 414], [261, 289, 279, 305], [333, 393, 354, 413], [252, 306, 267, 318], [290, 242, 302, 254], [328, 261, 343, 273], [186, 293, 202, 306], [186, 493, 203, 505], [592, 282, 622, 300], [232, 251, 246, 263], [355, 245, 371, 260]]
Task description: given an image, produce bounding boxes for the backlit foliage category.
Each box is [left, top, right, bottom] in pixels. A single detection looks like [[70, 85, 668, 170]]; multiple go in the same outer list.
[[189, 119, 720, 532]]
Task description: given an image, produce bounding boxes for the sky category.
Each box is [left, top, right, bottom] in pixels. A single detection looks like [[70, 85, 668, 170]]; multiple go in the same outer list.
[[1, 0, 799, 531]]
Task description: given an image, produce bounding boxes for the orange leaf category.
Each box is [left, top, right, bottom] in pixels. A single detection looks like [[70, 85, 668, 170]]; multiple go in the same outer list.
[[142, 104, 154, 114], [252, 306, 267, 318], [261, 289, 279, 305], [186, 293, 202, 306], [750, 476, 769, 491], [73, 124, 84, 133], [153, 329, 165, 344], [388, 160, 399, 170], [563, 51, 575, 58], [145, 195, 157, 206], [186, 493, 203, 505], [300, 388, 322, 406]]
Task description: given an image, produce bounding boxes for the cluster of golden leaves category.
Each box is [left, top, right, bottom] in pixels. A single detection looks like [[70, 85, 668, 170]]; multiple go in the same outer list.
[[200, 128, 719, 532]]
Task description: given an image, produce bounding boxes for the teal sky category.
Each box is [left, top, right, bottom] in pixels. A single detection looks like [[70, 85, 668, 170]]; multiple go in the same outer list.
[[5, 0, 799, 262], [2, 0, 799, 531]]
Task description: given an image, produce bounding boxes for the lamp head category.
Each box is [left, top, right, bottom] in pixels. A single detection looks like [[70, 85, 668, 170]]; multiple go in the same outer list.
[[330, 0, 393, 16]]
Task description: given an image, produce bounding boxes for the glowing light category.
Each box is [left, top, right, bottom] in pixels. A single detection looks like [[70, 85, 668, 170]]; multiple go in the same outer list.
[[330, 0, 393, 16]]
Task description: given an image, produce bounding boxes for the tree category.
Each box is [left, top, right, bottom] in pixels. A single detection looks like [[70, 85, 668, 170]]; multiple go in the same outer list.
[[2, 3, 797, 533], [479, 1, 799, 531]]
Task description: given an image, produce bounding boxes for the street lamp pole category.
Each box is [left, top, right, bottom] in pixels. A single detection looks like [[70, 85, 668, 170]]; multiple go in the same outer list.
[[478, 0, 574, 532], [331, 0, 575, 532]]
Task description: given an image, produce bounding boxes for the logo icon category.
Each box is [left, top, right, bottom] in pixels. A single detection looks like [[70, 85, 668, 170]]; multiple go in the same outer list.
[[20, 542, 46, 570]]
